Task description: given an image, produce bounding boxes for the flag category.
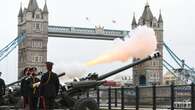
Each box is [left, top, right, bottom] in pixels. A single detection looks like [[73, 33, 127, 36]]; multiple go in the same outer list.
[[85, 17, 89, 21], [112, 20, 116, 23]]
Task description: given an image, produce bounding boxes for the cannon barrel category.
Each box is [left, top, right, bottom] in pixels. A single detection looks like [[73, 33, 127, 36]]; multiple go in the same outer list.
[[6, 77, 26, 87], [70, 80, 104, 89], [97, 51, 161, 80], [6, 72, 65, 87]]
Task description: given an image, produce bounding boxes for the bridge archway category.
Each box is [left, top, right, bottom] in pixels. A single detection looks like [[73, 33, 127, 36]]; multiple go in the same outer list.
[[139, 75, 146, 85]]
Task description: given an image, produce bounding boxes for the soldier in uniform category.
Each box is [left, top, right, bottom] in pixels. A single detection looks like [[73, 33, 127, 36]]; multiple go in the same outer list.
[[0, 72, 5, 105], [29, 67, 40, 110], [20, 67, 32, 110], [40, 62, 60, 110]]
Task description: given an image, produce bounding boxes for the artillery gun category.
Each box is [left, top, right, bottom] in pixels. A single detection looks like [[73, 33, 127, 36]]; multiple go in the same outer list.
[[1, 52, 160, 110], [57, 52, 161, 110]]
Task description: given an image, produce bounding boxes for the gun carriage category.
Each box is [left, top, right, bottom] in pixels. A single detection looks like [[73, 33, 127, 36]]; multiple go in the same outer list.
[[1, 52, 160, 110]]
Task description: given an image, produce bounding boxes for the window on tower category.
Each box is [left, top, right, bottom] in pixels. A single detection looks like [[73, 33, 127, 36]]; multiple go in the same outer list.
[[33, 23, 42, 31], [153, 23, 157, 27], [153, 62, 156, 66], [36, 23, 40, 30], [32, 56, 43, 63], [32, 40, 43, 48], [36, 14, 40, 19], [150, 22, 153, 27]]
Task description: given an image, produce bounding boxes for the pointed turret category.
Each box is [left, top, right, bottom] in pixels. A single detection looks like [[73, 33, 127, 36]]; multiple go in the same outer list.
[[42, 0, 48, 20], [28, 0, 39, 12], [158, 10, 163, 23], [141, 2, 153, 21], [43, 0, 48, 13], [132, 13, 137, 25], [18, 4, 23, 17], [132, 13, 137, 29]]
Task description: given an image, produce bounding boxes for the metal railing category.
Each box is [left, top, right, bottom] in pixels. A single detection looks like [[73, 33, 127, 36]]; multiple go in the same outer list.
[[1, 83, 195, 110], [83, 83, 195, 110]]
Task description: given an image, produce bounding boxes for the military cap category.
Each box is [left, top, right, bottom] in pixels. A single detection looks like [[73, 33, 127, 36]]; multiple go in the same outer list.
[[45, 61, 54, 66]]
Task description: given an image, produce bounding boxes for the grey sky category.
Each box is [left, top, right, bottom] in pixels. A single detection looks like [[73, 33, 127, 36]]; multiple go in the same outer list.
[[0, 0, 195, 83]]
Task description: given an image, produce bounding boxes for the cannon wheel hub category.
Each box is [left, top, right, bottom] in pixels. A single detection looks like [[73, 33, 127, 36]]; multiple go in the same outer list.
[[73, 98, 98, 110]]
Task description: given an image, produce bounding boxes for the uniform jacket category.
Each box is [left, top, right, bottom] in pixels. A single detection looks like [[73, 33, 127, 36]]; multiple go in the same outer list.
[[40, 72, 59, 97], [0, 78, 5, 96], [20, 76, 32, 96], [30, 76, 40, 97]]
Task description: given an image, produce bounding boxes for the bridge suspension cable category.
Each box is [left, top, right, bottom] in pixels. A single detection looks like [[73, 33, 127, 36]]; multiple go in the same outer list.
[[163, 59, 175, 70], [163, 63, 176, 77], [163, 42, 195, 83], [163, 43, 195, 73], [163, 58, 189, 84], [163, 43, 183, 68], [0, 33, 26, 62]]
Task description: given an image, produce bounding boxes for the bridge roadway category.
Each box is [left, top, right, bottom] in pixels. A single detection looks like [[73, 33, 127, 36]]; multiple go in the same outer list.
[[48, 25, 129, 40]]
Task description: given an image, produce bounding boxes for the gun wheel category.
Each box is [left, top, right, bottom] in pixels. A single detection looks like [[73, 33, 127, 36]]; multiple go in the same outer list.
[[74, 98, 98, 110]]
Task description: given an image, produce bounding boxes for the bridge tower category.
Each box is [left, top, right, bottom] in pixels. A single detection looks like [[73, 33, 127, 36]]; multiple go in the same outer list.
[[18, 0, 48, 78], [132, 3, 163, 85]]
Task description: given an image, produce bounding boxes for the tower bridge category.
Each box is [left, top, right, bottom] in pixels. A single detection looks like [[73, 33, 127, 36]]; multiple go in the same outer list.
[[0, 0, 165, 85], [1, 1, 195, 109], [1, 0, 195, 86]]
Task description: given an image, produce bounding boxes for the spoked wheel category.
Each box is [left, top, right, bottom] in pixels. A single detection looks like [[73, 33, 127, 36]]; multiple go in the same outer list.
[[74, 98, 99, 110]]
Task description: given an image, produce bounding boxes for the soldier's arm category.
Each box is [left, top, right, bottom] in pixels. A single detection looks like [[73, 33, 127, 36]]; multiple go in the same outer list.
[[2, 79, 5, 95], [20, 79, 24, 96], [55, 74, 60, 95], [32, 77, 41, 87], [40, 75, 46, 96], [36, 77, 41, 82], [27, 78, 33, 89]]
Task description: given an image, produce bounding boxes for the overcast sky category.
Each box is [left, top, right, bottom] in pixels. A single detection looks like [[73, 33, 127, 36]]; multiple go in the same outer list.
[[0, 0, 195, 84]]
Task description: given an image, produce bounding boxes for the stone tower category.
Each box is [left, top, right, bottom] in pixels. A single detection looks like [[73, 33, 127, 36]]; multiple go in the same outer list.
[[132, 3, 163, 85], [18, 0, 48, 78]]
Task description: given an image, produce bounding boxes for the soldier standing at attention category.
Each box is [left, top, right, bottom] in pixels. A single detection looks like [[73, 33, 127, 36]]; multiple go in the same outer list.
[[40, 62, 60, 110], [0, 72, 5, 105], [29, 67, 40, 110], [20, 67, 32, 110]]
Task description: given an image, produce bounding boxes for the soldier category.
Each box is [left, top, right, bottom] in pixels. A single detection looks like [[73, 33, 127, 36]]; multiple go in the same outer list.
[[0, 72, 5, 105], [40, 62, 60, 110], [20, 67, 32, 110], [29, 67, 40, 110]]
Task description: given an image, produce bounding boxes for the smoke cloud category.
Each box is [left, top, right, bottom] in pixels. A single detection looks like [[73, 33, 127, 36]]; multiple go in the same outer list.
[[53, 62, 87, 83], [85, 26, 157, 66], [54, 26, 157, 82]]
